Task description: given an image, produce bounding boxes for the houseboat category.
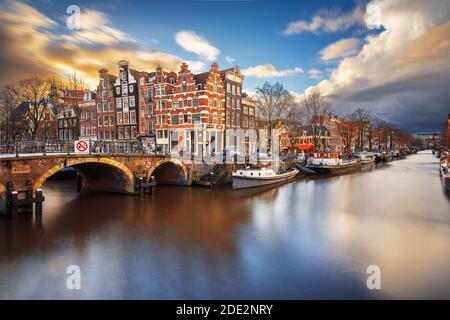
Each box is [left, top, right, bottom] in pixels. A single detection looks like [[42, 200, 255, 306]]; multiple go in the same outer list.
[[357, 151, 375, 164], [232, 167, 299, 189], [305, 152, 361, 174], [440, 159, 450, 191]]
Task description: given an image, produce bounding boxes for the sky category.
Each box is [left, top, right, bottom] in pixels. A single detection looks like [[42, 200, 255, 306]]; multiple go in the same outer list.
[[0, 0, 449, 133]]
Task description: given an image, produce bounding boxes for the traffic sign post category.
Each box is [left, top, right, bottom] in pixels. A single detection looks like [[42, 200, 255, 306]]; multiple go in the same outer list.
[[74, 140, 90, 154]]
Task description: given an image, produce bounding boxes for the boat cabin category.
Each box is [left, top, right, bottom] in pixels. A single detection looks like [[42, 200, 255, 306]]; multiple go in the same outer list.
[[310, 152, 342, 166]]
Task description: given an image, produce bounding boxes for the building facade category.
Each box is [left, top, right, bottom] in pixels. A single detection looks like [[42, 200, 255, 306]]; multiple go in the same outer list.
[[113, 60, 139, 141], [79, 90, 97, 141], [153, 62, 225, 155], [96, 69, 117, 141]]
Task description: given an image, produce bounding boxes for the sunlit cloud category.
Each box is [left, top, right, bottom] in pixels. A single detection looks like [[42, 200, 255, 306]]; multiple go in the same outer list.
[[242, 64, 303, 78], [320, 38, 360, 61], [308, 68, 323, 80], [175, 30, 220, 61], [0, 2, 208, 89], [283, 5, 364, 35]]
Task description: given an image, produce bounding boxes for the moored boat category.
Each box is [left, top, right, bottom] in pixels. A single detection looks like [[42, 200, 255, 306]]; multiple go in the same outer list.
[[305, 152, 361, 174], [232, 167, 299, 189], [357, 151, 375, 164], [440, 159, 450, 191]]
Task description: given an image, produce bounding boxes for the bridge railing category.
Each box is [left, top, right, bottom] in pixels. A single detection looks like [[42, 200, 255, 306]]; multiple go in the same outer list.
[[0, 140, 169, 156]]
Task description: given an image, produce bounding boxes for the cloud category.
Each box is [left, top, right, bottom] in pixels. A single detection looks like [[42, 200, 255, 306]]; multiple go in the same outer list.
[[242, 64, 303, 78], [308, 68, 323, 80], [320, 38, 360, 61], [59, 9, 136, 46], [175, 30, 220, 61], [0, 2, 208, 89], [283, 5, 364, 35], [225, 56, 235, 65], [306, 0, 450, 132]]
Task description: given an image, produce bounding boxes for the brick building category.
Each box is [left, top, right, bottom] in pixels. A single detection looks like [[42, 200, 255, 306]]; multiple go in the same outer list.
[[79, 90, 97, 141], [152, 62, 225, 155], [96, 68, 117, 141]]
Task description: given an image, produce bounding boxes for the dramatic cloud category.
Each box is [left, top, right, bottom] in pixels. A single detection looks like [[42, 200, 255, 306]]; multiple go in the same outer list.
[[320, 38, 360, 61], [306, 0, 450, 132], [59, 9, 136, 46], [242, 64, 303, 78], [0, 2, 207, 88], [283, 5, 364, 35], [308, 68, 323, 80], [175, 30, 220, 61]]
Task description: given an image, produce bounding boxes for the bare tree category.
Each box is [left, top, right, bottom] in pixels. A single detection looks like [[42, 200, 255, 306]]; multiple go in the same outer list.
[[65, 72, 88, 90], [284, 104, 305, 152], [0, 85, 21, 141], [351, 108, 371, 151], [300, 91, 332, 150], [255, 82, 296, 151], [12, 78, 53, 140]]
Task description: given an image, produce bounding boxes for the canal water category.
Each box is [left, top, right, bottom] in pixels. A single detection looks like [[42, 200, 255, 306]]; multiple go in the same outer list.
[[0, 151, 449, 299]]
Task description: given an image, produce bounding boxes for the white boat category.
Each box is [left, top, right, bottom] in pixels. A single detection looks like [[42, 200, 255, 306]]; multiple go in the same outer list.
[[232, 167, 299, 189], [440, 159, 450, 191], [358, 152, 375, 164]]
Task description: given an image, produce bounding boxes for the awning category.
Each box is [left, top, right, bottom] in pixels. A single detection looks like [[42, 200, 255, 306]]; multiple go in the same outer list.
[[296, 144, 314, 150]]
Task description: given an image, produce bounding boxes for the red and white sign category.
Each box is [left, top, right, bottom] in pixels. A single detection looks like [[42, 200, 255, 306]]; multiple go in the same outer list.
[[145, 161, 152, 170], [74, 139, 90, 154]]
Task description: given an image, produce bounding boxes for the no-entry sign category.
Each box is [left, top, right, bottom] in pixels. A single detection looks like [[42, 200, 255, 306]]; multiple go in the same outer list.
[[74, 139, 90, 154], [145, 161, 152, 169]]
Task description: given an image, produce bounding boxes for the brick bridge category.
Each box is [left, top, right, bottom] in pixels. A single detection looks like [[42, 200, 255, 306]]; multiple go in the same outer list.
[[0, 154, 196, 199]]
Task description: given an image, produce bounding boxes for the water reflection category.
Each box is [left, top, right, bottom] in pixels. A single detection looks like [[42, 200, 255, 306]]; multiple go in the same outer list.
[[0, 151, 449, 299]]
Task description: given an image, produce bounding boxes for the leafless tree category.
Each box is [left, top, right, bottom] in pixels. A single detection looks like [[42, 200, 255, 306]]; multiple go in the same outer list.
[[0, 85, 20, 141], [65, 72, 88, 90], [351, 108, 371, 151], [284, 104, 305, 151], [12, 78, 53, 140], [299, 91, 332, 150], [255, 82, 296, 151]]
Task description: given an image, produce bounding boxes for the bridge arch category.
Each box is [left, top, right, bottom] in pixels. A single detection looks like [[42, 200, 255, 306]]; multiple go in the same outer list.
[[148, 158, 189, 185], [35, 157, 135, 193]]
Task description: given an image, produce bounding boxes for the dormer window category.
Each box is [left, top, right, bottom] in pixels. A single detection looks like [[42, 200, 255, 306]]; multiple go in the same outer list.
[[197, 83, 202, 90], [182, 84, 187, 92]]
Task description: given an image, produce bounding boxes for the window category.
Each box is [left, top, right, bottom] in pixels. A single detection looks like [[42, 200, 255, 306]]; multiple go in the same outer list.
[[208, 99, 214, 108], [104, 115, 109, 126], [116, 98, 122, 109], [192, 114, 201, 123], [124, 112, 130, 125], [118, 127, 123, 139], [129, 85, 134, 93], [140, 107, 145, 116], [183, 114, 189, 123], [97, 103, 102, 112], [217, 101, 222, 109], [123, 98, 129, 109], [226, 96, 231, 108], [192, 99, 199, 107], [209, 115, 213, 124], [117, 112, 123, 125], [183, 100, 189, 108], [116, 87, 120, 95], [91, 112, 96, 119], [237, 99, 241, 109], [122, 83, 128, 94], [102, 91, 107, 101], [98, 117, 103, 126], [182, 84, 187, 92], [99, 130, 104, 140], [227, 83, 231, 92], [172, 115, 179, 125], [103, 103, 108, 112], [140, 77, 144, 85], [173, 101, 179, 110], [130, 111, 136, 124], [232, 85, 236, 95], [108, 102, 113, 111], [237, 86, 241, 95], [124, 127, 130, 139], [110, 115, 114, 126], [129, 96, 135, 107]]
